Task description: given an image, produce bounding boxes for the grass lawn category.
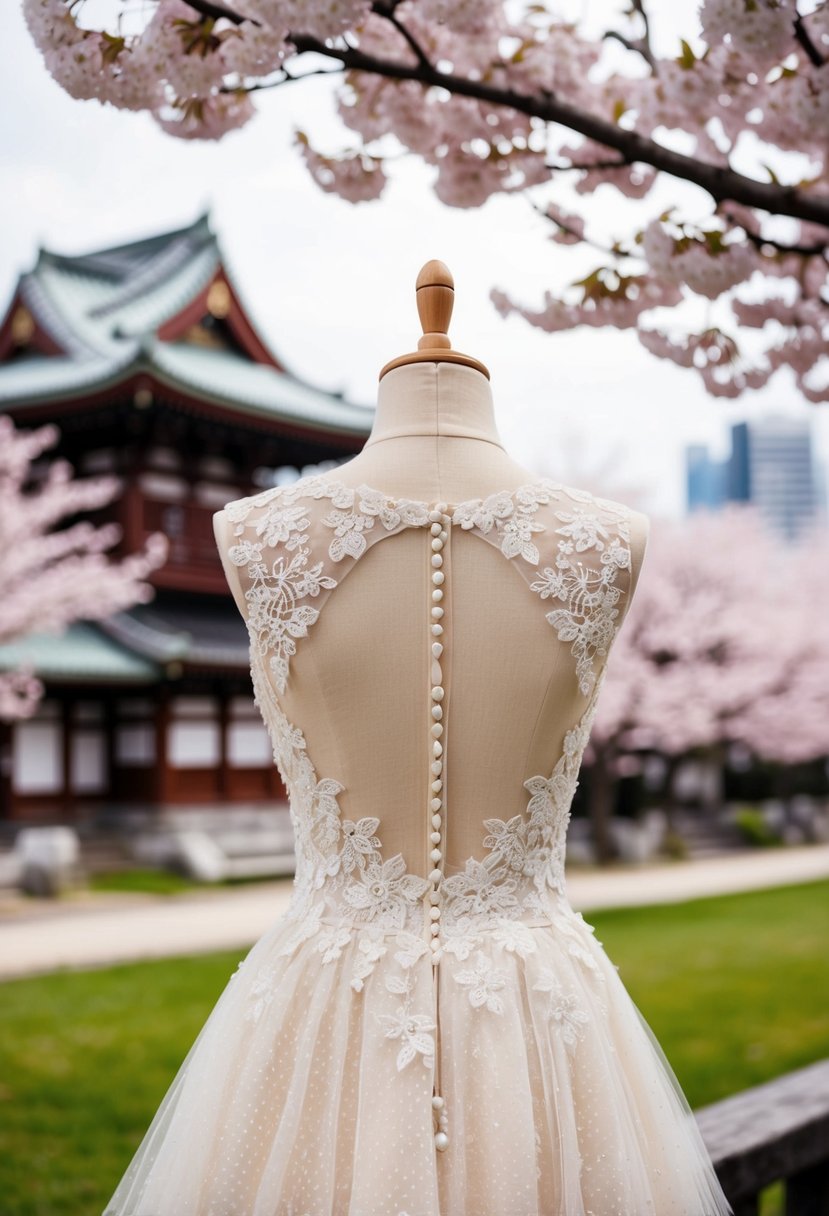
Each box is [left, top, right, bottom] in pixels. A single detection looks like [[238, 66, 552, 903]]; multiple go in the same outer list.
[[0, 879, 826, 1216]]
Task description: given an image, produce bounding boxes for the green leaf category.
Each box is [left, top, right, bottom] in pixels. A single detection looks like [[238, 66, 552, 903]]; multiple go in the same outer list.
[[676, 38, 696, 69], [100, 31, 126, 65]]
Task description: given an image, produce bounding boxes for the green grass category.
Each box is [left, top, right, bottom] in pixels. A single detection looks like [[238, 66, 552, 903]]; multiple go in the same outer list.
[[0, 879, 826, 1215], [0, 952, 239, 1216], [86, 867, 200, 895], [85, 868, 293, 895], [587, 877, 829, 1105]]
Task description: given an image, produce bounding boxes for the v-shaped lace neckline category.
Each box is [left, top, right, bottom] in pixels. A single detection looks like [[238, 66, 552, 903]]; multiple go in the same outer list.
[[280, 473, 570, 519]]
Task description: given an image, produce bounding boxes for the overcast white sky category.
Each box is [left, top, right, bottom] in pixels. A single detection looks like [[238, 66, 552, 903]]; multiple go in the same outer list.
[[2, 1, 827, 519]]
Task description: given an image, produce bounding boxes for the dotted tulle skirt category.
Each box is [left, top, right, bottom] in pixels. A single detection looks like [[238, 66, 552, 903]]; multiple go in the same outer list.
[[102, 899, 735, 1216]]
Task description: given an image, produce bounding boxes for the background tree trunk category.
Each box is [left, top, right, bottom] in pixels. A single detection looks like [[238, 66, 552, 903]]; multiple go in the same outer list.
[[587, 749, 619, 864]]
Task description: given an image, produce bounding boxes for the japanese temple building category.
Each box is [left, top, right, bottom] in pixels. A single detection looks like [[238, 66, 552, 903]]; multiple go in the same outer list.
[[0, 212, 373, 822]]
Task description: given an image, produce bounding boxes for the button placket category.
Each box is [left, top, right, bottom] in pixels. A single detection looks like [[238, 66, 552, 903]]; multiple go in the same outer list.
[[425, 504, 451, 1153]]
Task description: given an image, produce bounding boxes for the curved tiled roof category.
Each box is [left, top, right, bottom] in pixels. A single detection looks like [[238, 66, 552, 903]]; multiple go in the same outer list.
[[0, 210, 374, 438]]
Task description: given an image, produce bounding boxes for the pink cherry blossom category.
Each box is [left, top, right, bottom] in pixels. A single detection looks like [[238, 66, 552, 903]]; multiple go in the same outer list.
[[593, 504, 829, 773], [0, 416, 169, 721]]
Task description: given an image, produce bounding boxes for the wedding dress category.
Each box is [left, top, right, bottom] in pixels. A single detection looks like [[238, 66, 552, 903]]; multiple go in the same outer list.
[[103, 466, 734, 1216]]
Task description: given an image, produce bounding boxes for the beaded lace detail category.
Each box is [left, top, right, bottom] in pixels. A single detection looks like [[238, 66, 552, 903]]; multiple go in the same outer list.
[[224, 474, 632, 1051]]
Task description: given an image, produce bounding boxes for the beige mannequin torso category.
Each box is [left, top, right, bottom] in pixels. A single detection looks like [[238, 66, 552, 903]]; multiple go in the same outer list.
[[212, 360, 649, 891]]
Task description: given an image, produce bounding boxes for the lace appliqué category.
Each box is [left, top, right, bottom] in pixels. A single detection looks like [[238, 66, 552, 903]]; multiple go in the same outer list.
[[451, 483, 631, 696], [225, 478, 429, 693], [532, 969, 591, 1053], [376, 933, 435, 1071], [227, 501, 336, 695], [440, 667, 607, 933], [242, 962, 279, 1025], [529, 496, 632, 697], [454, 950, 508, 1014], [247, 648, 430, 940]]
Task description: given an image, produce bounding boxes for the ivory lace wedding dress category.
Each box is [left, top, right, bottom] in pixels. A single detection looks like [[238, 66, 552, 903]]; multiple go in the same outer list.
[[103, 472, 734, 1216]]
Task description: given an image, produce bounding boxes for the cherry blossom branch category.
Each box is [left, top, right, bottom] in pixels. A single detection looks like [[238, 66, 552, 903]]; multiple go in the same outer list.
[[530, 197, 635, 261], [720, 207, 829, 261], [278, 31, 829, 227], [181, 0, 251, 25], [793, 10, 825, 68], [603, 0, 656, 70], [374, 1, 436, 74], [237, 65, 345, 92]]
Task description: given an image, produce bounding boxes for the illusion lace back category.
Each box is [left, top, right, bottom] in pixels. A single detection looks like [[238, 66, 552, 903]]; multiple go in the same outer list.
[[103, 474, 734, 1216]]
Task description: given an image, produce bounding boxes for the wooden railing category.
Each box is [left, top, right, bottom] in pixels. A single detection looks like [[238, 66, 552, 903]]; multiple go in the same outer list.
[[695, 1058, 829, 1215]]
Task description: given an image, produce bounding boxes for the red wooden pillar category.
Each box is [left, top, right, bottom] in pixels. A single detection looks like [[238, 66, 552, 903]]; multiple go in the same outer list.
[[156, 688, 171, 807], [0, 720, 14, 821], [61, 698, 73, 820], [218, 692, 230, 802], [103, 693, 116, 808]]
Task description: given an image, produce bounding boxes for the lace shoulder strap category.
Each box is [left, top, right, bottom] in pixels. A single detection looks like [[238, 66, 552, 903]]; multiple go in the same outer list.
[[218, 477, 430, 694], [452, 481, 638, 697]]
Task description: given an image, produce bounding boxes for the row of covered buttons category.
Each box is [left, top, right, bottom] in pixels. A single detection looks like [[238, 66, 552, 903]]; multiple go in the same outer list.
[[427, 506, 450, 1154], [427, 506, 449, 959]]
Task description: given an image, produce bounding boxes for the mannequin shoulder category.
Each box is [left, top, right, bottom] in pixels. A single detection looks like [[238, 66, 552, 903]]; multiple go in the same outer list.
[[624, 505, 650, 566]]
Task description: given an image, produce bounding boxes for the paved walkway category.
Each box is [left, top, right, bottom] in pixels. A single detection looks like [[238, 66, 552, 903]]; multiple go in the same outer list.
[[2, 843, 828, 982]]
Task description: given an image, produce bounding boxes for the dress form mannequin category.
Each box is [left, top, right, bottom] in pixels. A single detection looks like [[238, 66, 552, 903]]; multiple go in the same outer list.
[[104, 267, 734, 1216], [212, 261, 649, 882]]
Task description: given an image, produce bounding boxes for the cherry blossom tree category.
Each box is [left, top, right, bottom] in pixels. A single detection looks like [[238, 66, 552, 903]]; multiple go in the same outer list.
[[22, 0, 829, 401], [0, 415, 169, 721], [588, 503, 829, 859]]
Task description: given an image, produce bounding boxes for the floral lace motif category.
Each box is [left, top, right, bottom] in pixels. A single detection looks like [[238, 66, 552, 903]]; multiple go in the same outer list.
[[222, 473, 632, 1050], [533, 969, 591, 1053]]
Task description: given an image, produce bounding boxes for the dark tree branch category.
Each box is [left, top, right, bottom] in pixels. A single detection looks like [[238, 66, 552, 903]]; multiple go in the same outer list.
[[183, 0, 257, 26], [547, 157, 631, 172], [603, 0, 656, 70], [793, 10, 826, 67], [224, 65, 345, 93], [530, 198, 635, 260], [632, 0, 656, 67], [373, 1, 436, 73], [719, 205, 829, 259]]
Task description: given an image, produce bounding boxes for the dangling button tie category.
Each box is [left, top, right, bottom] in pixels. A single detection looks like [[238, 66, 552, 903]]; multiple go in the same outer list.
[[433, 1093, 449, 1150]]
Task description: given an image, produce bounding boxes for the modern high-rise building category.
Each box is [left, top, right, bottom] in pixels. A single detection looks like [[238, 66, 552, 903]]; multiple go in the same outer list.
[[686, 444, 725, 510], [686, 415, 823, 541]]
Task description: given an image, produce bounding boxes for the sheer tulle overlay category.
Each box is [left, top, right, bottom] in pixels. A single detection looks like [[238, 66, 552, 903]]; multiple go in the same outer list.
[[104, 896, 733, 1216], [103, 476, 734, 1216]]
